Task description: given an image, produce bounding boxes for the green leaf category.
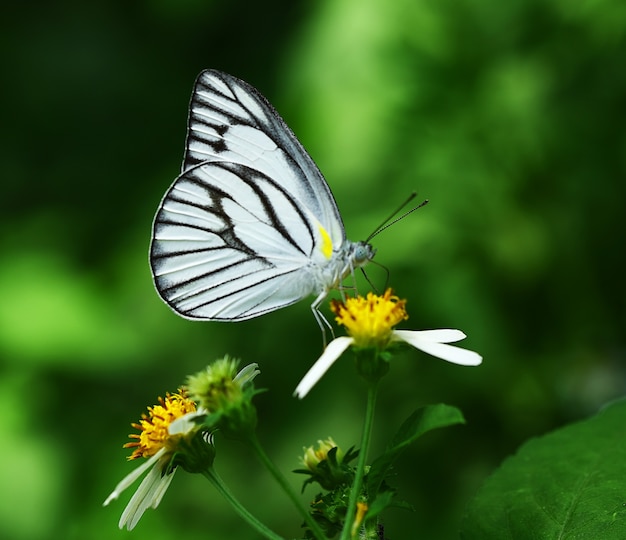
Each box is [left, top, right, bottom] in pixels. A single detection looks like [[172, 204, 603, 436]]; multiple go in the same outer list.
[[366, 490, 396, 520], [367, 404, 465, 500], [461, 399, 626, 539]]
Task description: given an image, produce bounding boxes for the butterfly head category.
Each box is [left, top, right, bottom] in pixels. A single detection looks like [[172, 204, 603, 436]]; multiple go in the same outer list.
[[353, 241, 376, 268]]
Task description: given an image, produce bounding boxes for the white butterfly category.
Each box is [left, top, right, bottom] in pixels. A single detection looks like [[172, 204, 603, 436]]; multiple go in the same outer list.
[[149, 70, 376, 331]]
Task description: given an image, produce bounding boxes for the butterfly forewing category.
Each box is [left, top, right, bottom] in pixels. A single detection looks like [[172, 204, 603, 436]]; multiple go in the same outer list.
[[182, 70, 345, 244]]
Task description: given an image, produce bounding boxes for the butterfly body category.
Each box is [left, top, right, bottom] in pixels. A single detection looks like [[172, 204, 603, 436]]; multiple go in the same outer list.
[[150, 70, 375, 322]]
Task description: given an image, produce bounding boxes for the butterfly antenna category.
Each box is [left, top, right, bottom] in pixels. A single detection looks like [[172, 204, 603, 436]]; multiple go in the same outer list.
[[360, 260, 389, 294], [366, 192, 429, 242]]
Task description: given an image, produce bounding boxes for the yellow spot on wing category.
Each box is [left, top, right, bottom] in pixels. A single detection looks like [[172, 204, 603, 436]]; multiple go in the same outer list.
[[318, 225, 333, 259]]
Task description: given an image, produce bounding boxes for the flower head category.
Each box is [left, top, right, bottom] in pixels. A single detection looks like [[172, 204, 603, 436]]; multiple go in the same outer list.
[[331, 289, 408, 349], [301, 437, 343, 472], [186, 357, 261, 440], [296, 437, 357, 491], [124, 391, 198, 460], [103, 390, 213, 530], [294, 289, 482, 398]]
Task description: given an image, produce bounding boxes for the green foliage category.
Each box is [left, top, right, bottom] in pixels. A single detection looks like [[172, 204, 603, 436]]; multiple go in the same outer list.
[[295, 446, 359, 492], [1, 0, 625, 538], [367, 404, 465, 502], [296, 405, 465, 538], [461, 399, 626, 539], [306, 484, 352, 539]]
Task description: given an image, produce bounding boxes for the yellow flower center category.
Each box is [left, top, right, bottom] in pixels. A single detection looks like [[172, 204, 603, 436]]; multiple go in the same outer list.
[[331, 289, 408, 348], [124, 390, 197, 460]]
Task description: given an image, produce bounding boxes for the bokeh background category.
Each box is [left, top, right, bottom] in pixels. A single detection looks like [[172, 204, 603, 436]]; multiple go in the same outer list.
[[2, 1, 625, 539]]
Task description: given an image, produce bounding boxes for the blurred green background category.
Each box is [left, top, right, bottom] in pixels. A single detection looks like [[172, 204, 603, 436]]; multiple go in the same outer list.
[[1, 0, 625, 539]]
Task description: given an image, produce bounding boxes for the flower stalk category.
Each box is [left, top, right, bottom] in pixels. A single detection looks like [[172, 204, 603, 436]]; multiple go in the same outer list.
[[202, 467, 284, 540], [340, 381, 379, 540], [247, 433, 327, 540]]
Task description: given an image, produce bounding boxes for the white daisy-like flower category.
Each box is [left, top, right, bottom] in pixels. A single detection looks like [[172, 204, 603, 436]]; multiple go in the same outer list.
[[103, 390, 208, 530], [294, 290, 482, 398]]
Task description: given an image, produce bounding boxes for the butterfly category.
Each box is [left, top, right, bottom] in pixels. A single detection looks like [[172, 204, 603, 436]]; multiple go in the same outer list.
[[149, 70, 376, 332]]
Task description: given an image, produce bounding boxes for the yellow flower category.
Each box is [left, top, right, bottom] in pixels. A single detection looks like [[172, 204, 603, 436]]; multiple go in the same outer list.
[[294, 289, 482, 398], [124, 391, 197, 460], [103, 390, 209, 530], [330, 289, 408, 348]]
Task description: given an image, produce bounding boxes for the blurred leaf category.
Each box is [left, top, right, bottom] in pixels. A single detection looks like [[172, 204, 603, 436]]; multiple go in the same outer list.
[[0, 375, 66, 540], [367, 404, 465, 500], [461, 399, 626, 539], [0, 252, 144, 368]]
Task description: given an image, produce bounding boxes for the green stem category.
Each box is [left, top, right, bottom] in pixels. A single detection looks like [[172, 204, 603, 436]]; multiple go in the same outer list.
[[340, 381, 379, 540], [248, 433, 327, 540], [202, 467, 284, 540]]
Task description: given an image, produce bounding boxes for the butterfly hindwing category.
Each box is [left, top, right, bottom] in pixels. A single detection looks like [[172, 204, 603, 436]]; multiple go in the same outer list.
[[151, 161, 327, 320]]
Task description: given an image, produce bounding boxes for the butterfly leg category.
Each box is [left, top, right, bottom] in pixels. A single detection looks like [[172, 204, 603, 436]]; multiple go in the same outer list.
[[311, 290, 335, 348], [335, 262, 362, 302]]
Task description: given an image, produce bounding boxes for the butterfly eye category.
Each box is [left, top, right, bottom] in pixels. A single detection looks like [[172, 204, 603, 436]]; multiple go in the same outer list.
[[354, 243, 375, 266]]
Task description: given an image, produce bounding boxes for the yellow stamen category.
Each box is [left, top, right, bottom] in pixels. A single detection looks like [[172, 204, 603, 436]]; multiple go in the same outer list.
[[318, 224, 333, 259], [124, 390, 197, 460], [331, 289, 408, 348]]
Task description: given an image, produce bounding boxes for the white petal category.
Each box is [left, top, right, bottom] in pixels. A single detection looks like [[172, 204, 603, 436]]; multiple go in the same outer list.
[[150, 470, 176, 509], [119, 458, 176, 530], [168, 409, 207, 435], [396, 332, 482, 366], [234, 363, 260, 385], [103, 448, 166, 506], [393, 329, 467, 344], [294, 337, 354, 399]]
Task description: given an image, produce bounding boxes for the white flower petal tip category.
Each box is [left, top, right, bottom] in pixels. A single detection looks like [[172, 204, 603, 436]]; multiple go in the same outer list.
[[234, 363, 261, 385], [394, 329, 467, 344], [393, 330, 482, 366], [294, 336, 353, 399], [424, 343, 482, 366], [103, 491, 119, 507], [118, 463, 173, 530], [103, 448, 167, 527]]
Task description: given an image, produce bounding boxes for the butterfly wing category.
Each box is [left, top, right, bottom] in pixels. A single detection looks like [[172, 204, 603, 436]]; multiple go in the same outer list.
[[150, 71, 346, 320], [182, 70, 345, 244]]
